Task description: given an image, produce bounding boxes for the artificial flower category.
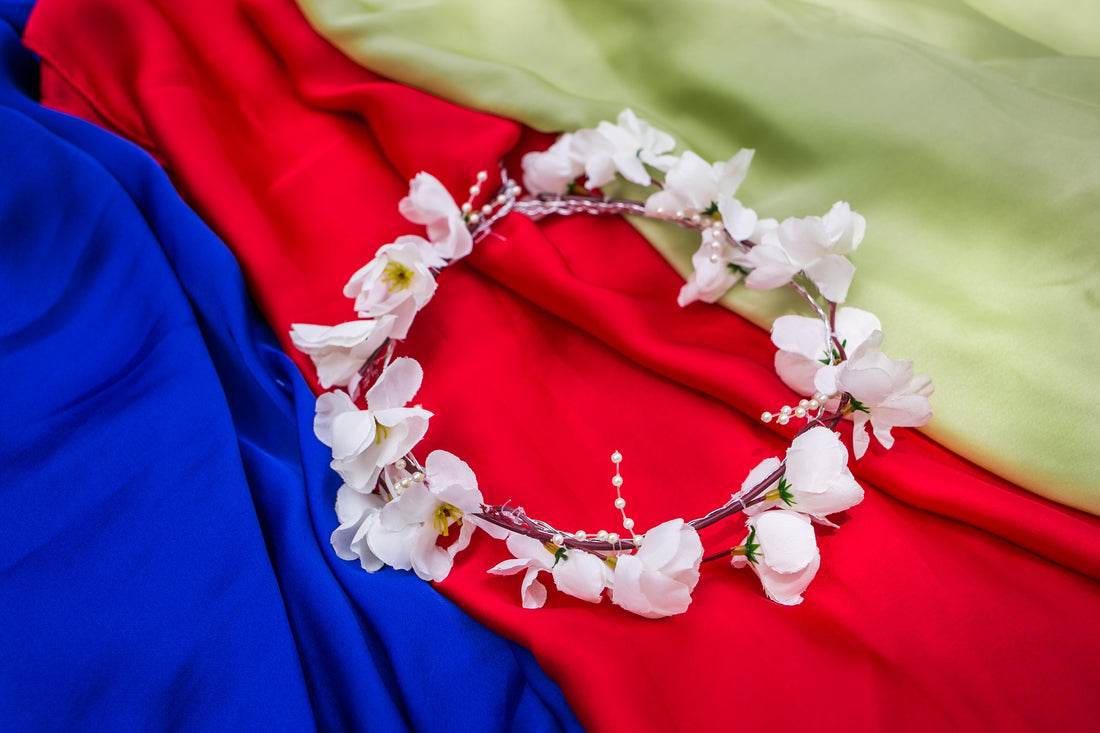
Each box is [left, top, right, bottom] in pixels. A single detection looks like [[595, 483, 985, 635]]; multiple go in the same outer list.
[[644, 148, 754, 218], [744, 201, 865, 302], [365, 450, 484, 582], [814, 331, 934, 458], [329, 484, 385, 571], [610, 518, 703, 618], [343, 236, 439, 340], [521, 132, 585, 195], [313, 357, 432, 491], [770, 307, 881, 398], [289, 316, 396, 398], [677, 228, 746, 306], [733, 509, 820, 605], [742, 427, 863, 523], [398, 172, 473, 261], [582, 108, 677, 187], [488, 534, 612, 609]]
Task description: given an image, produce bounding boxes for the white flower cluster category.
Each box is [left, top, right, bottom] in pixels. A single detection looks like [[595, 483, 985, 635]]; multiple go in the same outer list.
[[292, 110, 933, 617]]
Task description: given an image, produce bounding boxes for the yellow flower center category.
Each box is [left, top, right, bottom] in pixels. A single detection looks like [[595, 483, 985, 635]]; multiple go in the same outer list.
[[433, 503, 463, 536], [381, 260, 414, 292], [373, 419, 390, 445]]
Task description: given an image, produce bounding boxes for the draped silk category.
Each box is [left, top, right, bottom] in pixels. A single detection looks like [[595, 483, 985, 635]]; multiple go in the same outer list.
[[21, 0, 1100, 730]]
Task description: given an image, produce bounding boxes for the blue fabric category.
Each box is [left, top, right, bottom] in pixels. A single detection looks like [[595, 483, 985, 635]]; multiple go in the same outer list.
[[0, 5, 581, 731]]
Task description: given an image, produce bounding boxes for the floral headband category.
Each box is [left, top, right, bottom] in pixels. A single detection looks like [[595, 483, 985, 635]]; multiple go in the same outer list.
[[291, 110, 933, 617]]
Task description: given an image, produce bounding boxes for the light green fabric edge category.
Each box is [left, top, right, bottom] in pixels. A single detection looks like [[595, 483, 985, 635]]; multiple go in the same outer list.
[[298, 0, 1100, 514]]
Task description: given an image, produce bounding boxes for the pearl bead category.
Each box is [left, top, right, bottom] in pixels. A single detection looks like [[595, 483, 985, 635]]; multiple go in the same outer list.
[[655, 207, 666, 215], [761, 411, 773, 423], [709, 253, 720, 263], [608, 533, 620, 544], [411, 472, 425, 483], [622, 518, 635, 530], [467, 213, 479, 224], [690, 214, 701, 224], [511, 185, 522, 196], [674, 210, 685, 220], [777, 414, 790, 425], [398, 477, 411, 488], [597, 530, 609, 541], [794, 407, 807, 418], [633, 534, 643, 547], [469, 185, 481, 195], [798, 399, 810, 408], [614, 497, 627, 509], [395, 458, 407, 470], [476, 171, 488, 182], [815, 392, 829, 403], [808, 399, 820, 409], [612, 475, 624, 488], [460, 202, 472, 214], [780, 405, 792, 415], [611, 451, 622, 464], [481, 204, 493, 215], [574, 530, 587, 540], [709, 240, 722, 252], [496, 194, 507, 204], [551, 533, 564, 545]]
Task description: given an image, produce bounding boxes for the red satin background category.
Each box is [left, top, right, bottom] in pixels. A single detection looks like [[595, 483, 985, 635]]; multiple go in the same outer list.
[[25, 0, 1100, 729]]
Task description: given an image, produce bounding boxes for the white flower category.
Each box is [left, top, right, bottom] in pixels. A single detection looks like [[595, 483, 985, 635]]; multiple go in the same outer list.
[[583, 109, 677, 187], [677, 228, 746, 306], [488, 534, 612, 609], [733, 510, 820, 606], [744, 201, 865, 302], [289, 316, 396, 398], [610, 518, 702, 618], [330, 484, 385, 571], [365, 450, 484, 582], [398, 173, 473, 261], [313, 357, 432, 490], [343, 236, 440, 340], [814, 331, 934, 458], [741, 427, 863, 524], [770, 307, 881, 398], [521, 132, 586, 195], [644, 149, 754, 218]]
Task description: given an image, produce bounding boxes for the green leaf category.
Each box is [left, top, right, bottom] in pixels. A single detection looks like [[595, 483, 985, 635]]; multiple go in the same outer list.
[[778, 477, 796, 507], [848, 397, 870, 414]]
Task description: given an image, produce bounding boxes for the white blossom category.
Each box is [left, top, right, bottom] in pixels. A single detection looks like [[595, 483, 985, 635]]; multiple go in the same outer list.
[[770, 307, 881, 398], [610, 519, 702, 618], [365, 450, 485, 582], [488, 534, 612, 609], [330, 484, 385, 571], [343, 236, 439, 340], [814, 331, 934, 458], [521, 132, 586, 195], [583, 108, 677, 187], [398, 173, 473, 261], [289, 316, 396, 398], [313, 357, 431, 491], [733, 509, 820, 605], [677, 229, 746, 306], [741, 427, 863, 524], [644, 149, 754, 219], [744, 201, 865, 302]]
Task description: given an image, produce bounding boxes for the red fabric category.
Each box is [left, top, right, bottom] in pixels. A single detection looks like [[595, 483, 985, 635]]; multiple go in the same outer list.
[[26, 0, 1100, 730]]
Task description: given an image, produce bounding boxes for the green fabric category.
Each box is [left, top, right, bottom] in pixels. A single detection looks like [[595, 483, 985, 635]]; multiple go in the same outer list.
[[298, 0, 1100, 514]]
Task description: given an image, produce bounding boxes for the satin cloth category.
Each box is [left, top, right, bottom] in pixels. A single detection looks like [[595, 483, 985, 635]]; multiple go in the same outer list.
[[293, 0, 1100, 514], [0, 3, 580, 730], [22, 0, 1100, 730]]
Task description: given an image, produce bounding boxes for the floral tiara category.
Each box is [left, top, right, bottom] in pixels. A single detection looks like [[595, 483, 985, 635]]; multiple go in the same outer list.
[[290, 109, 933, 618]]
